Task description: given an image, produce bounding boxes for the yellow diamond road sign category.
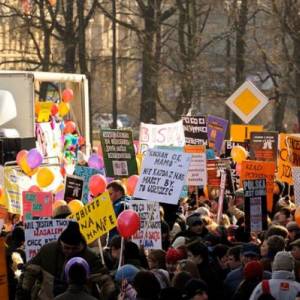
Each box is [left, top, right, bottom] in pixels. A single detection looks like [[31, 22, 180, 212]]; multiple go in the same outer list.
[[225, 81, 269, 124]]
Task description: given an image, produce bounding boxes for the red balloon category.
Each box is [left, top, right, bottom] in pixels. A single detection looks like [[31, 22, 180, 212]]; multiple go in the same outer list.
[[62, 88, 74, 103], [51, 103, 59, 116], [89, 174, 107, 196], [78, 136, 85, 146], [117, 209, 140, 238], [28, 185, 41, 192], [64, 121, 76, 134], [127, 175, 139, 196]]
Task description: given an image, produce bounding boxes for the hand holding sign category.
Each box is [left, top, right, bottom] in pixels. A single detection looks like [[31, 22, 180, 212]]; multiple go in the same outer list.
[[117, 209, 140, 238]]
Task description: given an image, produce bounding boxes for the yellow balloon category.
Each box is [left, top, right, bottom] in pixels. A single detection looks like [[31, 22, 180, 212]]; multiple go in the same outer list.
[[68, 199, 84, 214], [58, 102, 70, 117], [231, 146, 247, 163], [37, 167, 55, 187], [19, 156, 38, 176]]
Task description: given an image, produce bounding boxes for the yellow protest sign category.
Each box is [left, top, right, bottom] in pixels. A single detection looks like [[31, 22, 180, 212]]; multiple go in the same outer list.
[[230, 124, 263, 142], [69, 191, 117, 244], [37, 101, 52, 122], [0, 238, 8, 300]]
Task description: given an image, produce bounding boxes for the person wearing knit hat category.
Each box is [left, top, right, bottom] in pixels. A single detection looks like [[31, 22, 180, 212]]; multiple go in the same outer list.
[[16, 221, 104, 300], [165, 247, 186, 276], [53, 205, 72, 219], [249, 251, 300, 300], [232, 261, 263, 300], [115, 264, 139, 283]]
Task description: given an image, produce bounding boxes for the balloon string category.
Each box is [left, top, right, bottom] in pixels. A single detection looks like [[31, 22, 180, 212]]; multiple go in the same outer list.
[[142, 203, 155, 246], [118, 237, 124, 270]]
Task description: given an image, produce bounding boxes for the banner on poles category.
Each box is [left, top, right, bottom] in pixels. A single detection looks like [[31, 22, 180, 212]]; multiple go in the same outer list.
[[74, 165, 104, 204], [64, 175, 84, 203], [243, 179, 268, 233], [230, 124, 263, 142], [134, 149, 192, 204], [22, 191, 53, 220], [249, 132, 278, 162], [100, 129, 137, 178], [240, 160, 275, 212], [131, 200, 161, 249], [182, 115, 207, 146], [184, 145, 207, 186], [24, 219, 70, 260], [207, 115, 228, 154], [139, 120, 185, 154], [69, 191, 117, 244]]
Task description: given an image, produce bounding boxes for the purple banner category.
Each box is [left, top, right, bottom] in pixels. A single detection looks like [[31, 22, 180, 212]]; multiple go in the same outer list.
[[207, 115, 228, 154]]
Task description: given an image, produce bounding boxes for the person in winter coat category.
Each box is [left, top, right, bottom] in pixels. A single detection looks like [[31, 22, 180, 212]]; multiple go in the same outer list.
[[54, 257, 98, 300], [250, 251, 300, 300], [16, 221, 104, 300]]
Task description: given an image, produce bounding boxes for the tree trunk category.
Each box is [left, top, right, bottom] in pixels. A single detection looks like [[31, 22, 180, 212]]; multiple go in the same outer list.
[[77, 0, 87, 75], [140, 6, 158, 123], [294, 39, 300, 129]]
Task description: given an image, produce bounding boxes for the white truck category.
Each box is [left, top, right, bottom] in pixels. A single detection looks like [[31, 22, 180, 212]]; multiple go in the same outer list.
[[0, 71, 91, 158]]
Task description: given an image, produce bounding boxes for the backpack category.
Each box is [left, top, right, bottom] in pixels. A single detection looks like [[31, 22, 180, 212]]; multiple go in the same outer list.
[[257, 280, 276, 300]]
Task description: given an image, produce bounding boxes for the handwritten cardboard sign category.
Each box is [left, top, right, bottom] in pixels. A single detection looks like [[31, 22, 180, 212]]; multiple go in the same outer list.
[[134, 148, 192, 204], [243, 179, 268, 233], [240, 160, 275, 212], [131, 200, 161, 249], [69, 191, 117, 244], [24, 219, 70, 260], [139, 120, 185, 154], [182, 115, 207, 146], [22, 191, 53, 220]]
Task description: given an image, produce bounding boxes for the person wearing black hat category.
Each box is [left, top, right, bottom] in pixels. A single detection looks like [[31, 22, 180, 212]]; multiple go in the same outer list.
[[16, 221, 104, 300]]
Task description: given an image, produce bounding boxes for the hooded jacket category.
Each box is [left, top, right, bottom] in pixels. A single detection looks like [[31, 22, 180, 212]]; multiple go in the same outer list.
[[249, 270, 300, 300]]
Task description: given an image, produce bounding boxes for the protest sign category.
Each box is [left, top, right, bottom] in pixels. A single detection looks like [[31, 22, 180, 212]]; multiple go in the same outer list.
[[22, 191, 53, 220], [74, 165, 104, 204], [286, 135, 300, 167], [207, 115, 228, 154], [134, 148, 192, 204], [100, 129, 137, 177], [69, 191, 117, 244], [243, 179, 268, 233], [230, 124, 263, 142], [0, 238, 8, 300], [206, 159, 231, 187], [292, 167, 300, 206], [224, 140, 249, 158], [37, 101, 53, 123], [182, 115, 207, 146], [240, 160, 275, 212], [184, 145, 207, 186], [64, 175, 84, 202], [139, 120, 185, 154], [4, 167, 31, 214], [131, 200, 161, 249], [24, 219, 70, 260], [277, 134, 300, 184], [249, 132, 278, 162]]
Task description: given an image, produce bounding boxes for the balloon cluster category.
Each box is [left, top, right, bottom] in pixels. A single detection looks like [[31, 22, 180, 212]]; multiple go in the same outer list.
[[17, 148, 43, 177]]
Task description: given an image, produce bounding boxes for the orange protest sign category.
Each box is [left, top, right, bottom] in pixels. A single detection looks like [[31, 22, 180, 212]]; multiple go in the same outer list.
[[277, 133, 296, 184], [0, 238, 8, 300], [240, 160, 275, 212], [184, 145, 205, 153], [230, 124, 263, 142], [286, 135, 300, 167]]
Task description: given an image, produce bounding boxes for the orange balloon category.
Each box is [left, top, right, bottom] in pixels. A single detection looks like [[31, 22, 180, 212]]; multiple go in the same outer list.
[[19, 156, 38, 176], [62, 88, 74, 103], [295, 206, 300, 226], [53, 200, 67, 210], [68, 199, 84, 214], [16, 150, 28, 166], [64, 121, 76, 134]]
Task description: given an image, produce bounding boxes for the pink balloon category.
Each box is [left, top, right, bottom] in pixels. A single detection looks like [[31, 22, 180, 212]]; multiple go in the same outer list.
[[55, 189, 65, 201], [127, 175, 139, 196], [117, 209, 140, 238], [27, 148, 43, 169], [88, 154, 104, 169], [89, 174, 107, 196]]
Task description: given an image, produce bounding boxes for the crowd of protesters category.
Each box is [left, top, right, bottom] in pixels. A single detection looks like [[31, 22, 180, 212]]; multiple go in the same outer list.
[[3, 178, 300, 300]]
